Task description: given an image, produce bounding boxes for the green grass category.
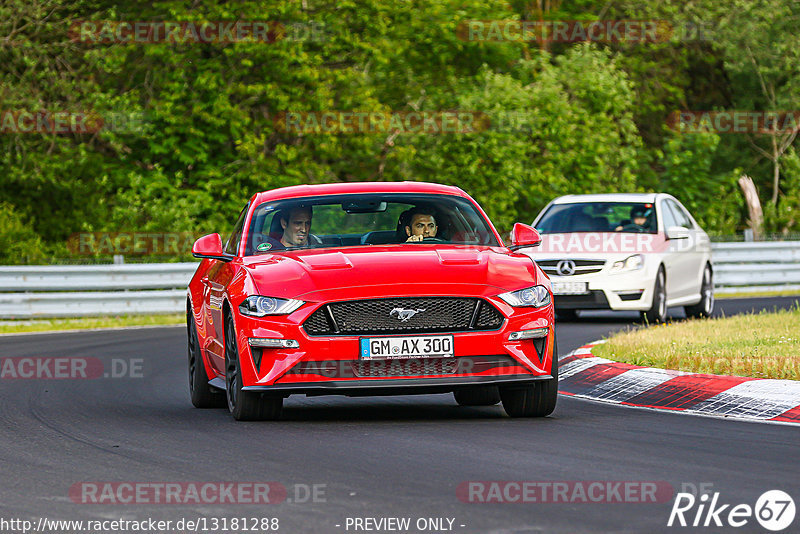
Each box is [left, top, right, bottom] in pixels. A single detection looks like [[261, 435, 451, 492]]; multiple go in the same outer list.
[[592, 307, 800, 380], [716, 289, 800, 299], [0, 314, 184, 334]]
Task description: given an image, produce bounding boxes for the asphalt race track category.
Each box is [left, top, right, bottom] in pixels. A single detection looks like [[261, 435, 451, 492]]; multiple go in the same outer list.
[[1, 297, 798, 534]]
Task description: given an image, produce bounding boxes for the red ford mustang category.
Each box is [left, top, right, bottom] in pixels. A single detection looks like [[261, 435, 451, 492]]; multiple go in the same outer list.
[[187, 181, 557, 420]]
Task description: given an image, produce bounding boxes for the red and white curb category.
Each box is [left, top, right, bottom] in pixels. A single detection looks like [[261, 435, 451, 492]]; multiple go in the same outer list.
[[558, 341, 800, 424]]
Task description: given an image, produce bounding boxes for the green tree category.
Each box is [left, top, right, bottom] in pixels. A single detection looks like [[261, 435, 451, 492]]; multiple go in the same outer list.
[[0, 203, 45, 264], [658, 130, 741, 235], [403, 45, 641, 230], [711, 0, 800, 209]]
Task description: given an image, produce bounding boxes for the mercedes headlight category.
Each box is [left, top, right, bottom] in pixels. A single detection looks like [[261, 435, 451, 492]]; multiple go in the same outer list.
[[610, 254, 644, 273], [498, 285, 551, 308], [239, 296, 304, 317]]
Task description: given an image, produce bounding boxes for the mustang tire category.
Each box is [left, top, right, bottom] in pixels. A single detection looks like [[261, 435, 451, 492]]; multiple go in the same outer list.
[[224, 311, 283, 421], [500, 339, 558, 417]]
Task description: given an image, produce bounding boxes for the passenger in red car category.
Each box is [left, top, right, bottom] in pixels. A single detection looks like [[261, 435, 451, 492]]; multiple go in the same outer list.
[[405, 208, 438, 242]]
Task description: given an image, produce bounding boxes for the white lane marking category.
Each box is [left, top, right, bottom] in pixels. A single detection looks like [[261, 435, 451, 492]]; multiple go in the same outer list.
[[581, 367, 678, 403], [689, 379, 800, 420], [560, 338, 800, 425], [558, 356, 611, 380], [569, 346, 596, 357]]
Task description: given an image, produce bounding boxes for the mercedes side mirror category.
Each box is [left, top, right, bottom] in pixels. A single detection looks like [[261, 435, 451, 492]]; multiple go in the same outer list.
[[665, 226, 690, 240]]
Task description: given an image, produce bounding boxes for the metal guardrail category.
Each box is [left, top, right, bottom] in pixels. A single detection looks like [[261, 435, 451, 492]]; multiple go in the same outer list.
[[711, 241, 800, 294], [0, 263, 198, 319], [0, 290, 188, 318], [0, 242, 798, 318], [0, 263, 198, 292]]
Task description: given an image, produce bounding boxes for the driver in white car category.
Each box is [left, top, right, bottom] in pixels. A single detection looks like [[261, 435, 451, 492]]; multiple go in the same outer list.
[[615, 205, 653, 233], [404, 208, 439, 242]]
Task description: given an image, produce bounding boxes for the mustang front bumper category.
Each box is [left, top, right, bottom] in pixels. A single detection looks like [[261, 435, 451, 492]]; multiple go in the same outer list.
[[228, 296, 555, 393]]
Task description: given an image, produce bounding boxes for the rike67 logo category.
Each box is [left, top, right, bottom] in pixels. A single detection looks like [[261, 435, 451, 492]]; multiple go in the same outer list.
[[668, 489, 795, 531]]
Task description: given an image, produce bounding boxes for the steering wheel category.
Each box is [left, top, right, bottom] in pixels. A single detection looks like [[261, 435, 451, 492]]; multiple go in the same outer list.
[[421, 237, 447, 243]]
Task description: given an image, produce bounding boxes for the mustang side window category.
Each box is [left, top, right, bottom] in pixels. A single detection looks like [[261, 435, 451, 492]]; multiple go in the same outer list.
[[224, 203, 249, 256]]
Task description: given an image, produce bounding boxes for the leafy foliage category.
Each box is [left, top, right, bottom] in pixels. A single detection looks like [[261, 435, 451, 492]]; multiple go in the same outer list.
[[0, 0, 797, 262]]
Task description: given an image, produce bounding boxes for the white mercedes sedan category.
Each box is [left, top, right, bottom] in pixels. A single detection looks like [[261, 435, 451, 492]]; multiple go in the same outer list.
[[529, 193, 713, 322]]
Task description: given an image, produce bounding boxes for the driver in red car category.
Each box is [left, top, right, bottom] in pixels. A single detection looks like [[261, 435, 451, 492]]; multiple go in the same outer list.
[[404, 208, 438, 242], [280, 206, 312, 247], [258, 206, 313, 251]]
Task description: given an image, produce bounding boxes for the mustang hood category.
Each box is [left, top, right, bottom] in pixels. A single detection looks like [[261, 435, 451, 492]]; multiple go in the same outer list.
[[242, 245, 539, 301]]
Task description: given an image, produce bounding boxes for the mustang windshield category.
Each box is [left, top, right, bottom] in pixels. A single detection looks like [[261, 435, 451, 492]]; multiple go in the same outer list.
[[535, 202, 657, 234], [244, 193, 499, 255]]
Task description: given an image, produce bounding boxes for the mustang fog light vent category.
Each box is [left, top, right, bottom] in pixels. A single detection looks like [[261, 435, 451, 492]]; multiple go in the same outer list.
[[508, 328, 548, 341], [248, 338, 300, 348]]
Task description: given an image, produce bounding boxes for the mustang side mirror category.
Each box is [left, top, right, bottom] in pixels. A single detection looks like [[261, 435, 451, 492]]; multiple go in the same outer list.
[[192, 233, 234, 261], [509, 223, 542, 251]]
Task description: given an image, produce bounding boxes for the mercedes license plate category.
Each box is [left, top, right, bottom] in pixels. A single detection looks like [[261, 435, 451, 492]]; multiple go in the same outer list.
[[552, 281, 589, 295]]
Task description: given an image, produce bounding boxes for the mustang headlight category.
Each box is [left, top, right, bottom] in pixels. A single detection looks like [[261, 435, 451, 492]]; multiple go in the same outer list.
[[239, 296, 304, 317], [610, 254, 644, 273], [498, 285, 551, 308]]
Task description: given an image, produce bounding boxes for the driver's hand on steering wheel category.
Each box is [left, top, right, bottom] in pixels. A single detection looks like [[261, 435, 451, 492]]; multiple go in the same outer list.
[[406, 234, 425, 242]]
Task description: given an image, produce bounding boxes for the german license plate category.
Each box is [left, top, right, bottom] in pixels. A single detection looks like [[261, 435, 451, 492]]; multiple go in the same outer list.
[[552, 281, 589, 295], [359, 335, 454, 360]]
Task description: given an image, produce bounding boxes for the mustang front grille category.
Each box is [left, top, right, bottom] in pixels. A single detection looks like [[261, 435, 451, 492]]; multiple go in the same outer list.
[[303, 297, 504, 336]]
